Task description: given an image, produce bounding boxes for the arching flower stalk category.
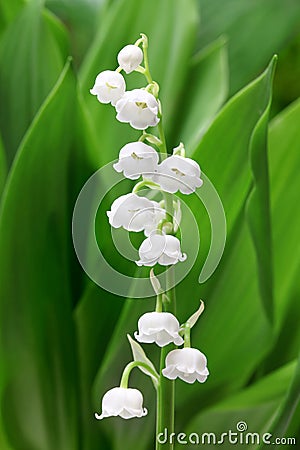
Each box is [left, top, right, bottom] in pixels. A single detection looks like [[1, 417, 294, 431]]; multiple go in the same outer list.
[[91, 34, 208, 450]]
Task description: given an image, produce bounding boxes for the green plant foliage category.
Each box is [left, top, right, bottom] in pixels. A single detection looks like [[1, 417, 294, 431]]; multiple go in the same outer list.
[[0, 135, 6, 195], [0, 0, 24, 34], [0, 1, 69, 165], [0, 0, 300, 449], [197, 0, 300, 95], [0, 61, 80, 450]]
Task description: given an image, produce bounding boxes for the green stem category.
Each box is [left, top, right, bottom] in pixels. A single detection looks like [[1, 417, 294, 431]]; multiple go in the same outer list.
[[155, 293, 163, 312], [120, 361, 159, 389], [146, 34, 176, 449], [156, 267, 176, 450], [141, 34, 153, 85], [184, 323, 191, 348]]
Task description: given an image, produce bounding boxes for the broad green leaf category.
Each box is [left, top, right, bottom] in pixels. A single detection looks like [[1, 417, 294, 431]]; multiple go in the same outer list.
[[75, 282, 124, 450], [174, 37, 228, 153], [245, 57, 277, 322], [0, 135, 6, 195], [182, 360, 297, 450], [0, 0, 25, 34], [197, 0, 300, 95], [259, 353, 300, 447], [0, 2, 69, 165], [263, 99, 300, 370], [45, 0, 105, 66], [79, 0, 198, 167], [174, 57, 277, 413], [0, 61, 80, 450]]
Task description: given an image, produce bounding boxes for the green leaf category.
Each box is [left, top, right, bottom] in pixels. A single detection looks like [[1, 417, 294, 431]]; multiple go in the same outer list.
[[0, 2, 69, 165], [263, 98, 300, 370], [184, 300, 204, 329], [0, 61, 80, 449], [259, 354, 300, 447], [174, 37, 229, 153], [245, 56, 277, 322], [127, 334, 159, 388], [0, 135, 6, 196], [197, 0, 300, 95], [79, 0, 198, 167], [182, 360, 297, 450], [169, 57, 277, 421], [0, 0, 25, 34], [45, 0, 104, 66]]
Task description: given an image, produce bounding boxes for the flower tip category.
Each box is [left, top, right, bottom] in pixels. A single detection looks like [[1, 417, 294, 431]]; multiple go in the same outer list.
[[94, 412, 103, 420], [142, 407, 148, 417]]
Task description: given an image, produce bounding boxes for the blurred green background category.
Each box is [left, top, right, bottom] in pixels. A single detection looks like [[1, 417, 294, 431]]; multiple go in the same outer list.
[[0, 0, 300, 449]]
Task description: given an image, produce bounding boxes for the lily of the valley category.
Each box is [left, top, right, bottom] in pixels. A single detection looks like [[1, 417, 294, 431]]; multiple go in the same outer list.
[[113, 141, 159, 179], [118, 44, 143, 74], [162, 347, 209, 384], [115, 89, 160, 130], [136, 234, 186, 266], [150, 155, 203, 194], [95, 387, 147, 420], [134, 312, 184, 347], [107, 193, 165, 236], [90, 70, 126, 106]]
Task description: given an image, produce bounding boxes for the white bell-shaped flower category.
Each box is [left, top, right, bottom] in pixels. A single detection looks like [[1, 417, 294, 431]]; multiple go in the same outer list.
[[113, 142, 159, 180], [90, 70, 126, 106], [136, 234, 186, 266], [95, 387, 147, 420], [117, 44, 143, 74], [115, 89, 159, 130], [107, 193, 165, 235], [150, 155, 203, 194], [162, 347, 209, 384], [134, 312, 184, 347]]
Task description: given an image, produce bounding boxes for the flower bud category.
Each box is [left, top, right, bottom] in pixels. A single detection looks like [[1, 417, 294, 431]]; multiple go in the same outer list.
[[95, 387, 147, 420], [136, 234, 186, 266], [117, 44, 143, 74], [134, 312, 184, 347], [162, 347, 209, 384], [90, 70, 126, 106], [115, 89, 159, 130]]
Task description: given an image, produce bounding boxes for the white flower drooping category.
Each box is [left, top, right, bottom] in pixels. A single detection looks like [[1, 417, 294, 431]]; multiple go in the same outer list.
[[162, 348, 209, 384], [136, 234, 186, 266], [95, 387, 147, 420], [107, 193, 165, 235], [115, 89, 160, 130], [134, 312, 184, 347], [150, 155, 203, 194], [113, 142, 159, 180], [118, 44, 143, 74], [90, 70, 126, 106]]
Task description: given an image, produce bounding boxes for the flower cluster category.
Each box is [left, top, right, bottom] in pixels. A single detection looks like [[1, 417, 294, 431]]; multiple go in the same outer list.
[[91, 34, 208, 422]]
